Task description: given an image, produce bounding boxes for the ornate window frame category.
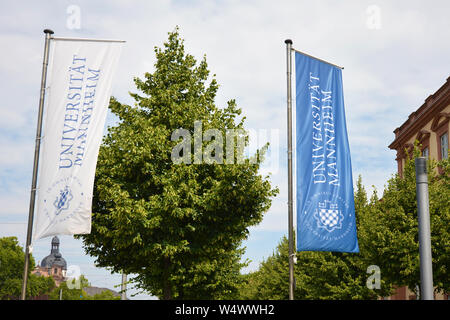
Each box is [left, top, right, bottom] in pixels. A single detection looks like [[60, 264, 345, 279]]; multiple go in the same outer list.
[[415, 129, 430, 158], [431, 112, 449, 160]]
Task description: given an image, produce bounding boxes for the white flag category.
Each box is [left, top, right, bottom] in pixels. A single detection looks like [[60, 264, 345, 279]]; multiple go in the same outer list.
[[33, 38, 123, 241]]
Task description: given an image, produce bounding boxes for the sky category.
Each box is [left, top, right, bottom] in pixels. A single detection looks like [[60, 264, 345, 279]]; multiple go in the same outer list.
[[0, 0, 449, 299]]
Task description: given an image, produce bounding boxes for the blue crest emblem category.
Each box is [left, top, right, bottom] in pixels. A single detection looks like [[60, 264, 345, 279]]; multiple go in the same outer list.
[[53, 186, 73, 216], [314, 200, 344, 233]]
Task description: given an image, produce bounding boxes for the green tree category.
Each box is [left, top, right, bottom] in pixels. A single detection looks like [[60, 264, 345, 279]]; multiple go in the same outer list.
[[239, 237, 392, 300], [239, 176, 393, 300], [241, 153, 449, 300], [78, 28, 277, 300], [48, 276, 87, 300], [365, 150, 449, 294], [0, 236, 55, 299], [49, 275, 121, 300]]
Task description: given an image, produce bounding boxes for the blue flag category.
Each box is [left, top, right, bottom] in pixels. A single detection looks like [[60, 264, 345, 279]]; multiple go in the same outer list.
[[295, 51, 359, 253]]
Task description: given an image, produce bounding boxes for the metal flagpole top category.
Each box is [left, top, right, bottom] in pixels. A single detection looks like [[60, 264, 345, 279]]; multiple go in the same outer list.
[[44, 29, 54, 35], [285, 39, 293, 45]]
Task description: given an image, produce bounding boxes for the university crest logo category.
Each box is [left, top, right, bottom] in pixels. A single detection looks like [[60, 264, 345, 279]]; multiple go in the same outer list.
[[314, 200, 344, 232], [53, 185, 73, 216]]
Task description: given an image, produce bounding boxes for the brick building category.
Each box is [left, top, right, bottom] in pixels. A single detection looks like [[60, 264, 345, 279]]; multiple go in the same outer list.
[[389, 77, 449, 173]]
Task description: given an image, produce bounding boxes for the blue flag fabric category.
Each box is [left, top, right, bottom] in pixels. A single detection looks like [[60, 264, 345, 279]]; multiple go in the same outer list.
[[295, 52, 359, 253]]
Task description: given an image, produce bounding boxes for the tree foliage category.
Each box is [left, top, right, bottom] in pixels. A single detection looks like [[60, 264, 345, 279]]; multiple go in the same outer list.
[[77, 28, 277, 299], [239, 150, 449, 299], [48, 275, 120, 300], [239, 177, 393, 300], [48, 275, 90, 300], [365, 149, 449, 294], [0, 236, 55, 299]]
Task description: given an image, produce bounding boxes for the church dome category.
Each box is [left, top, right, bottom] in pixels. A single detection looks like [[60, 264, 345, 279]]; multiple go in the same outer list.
[[41, 254, 67, 269], [40, 236, 67, 270]]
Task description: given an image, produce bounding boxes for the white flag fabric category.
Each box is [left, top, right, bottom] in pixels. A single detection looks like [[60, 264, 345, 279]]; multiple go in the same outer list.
[[33, 38, 123, 241]]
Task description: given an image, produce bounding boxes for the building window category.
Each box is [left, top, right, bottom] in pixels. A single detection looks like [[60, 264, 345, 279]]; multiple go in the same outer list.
[[54, 268, 58, 275], [440, 132, 448, 160], [422, 147, 429, 158]]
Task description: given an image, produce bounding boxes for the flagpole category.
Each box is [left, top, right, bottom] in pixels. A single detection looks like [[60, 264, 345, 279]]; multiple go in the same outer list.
[[121, 272, 127, 300], [415, 157, 434, 300], [285, 39, 295, 300], [21, 28, 54, 300]]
